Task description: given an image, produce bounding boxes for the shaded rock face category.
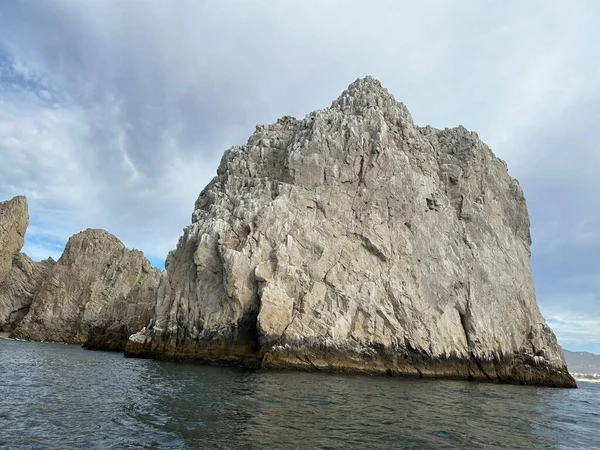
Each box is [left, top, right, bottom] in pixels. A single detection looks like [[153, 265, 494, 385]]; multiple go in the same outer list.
[[0, 196, 54, 331], [13, 229, 161, 350], [0, 254, 55, 331], [126, 77, 575, 387], [0, 196, 28, 284]]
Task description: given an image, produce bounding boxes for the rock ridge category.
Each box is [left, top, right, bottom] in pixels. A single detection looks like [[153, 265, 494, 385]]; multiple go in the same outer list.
[[12, 228, 161, 350]]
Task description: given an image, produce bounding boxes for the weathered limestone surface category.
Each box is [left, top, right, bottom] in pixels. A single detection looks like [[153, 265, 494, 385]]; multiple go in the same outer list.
[[0, 196, 53, 331], [13, 229, 161, 350], [0, 253, 55, 331], [125, 77, 574, 387], [0, 196, 28, 284]]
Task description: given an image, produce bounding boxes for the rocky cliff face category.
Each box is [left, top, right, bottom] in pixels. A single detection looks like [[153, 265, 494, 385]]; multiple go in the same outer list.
[[123, 76, 573, 387], [0, 253, 55, 331], [0, 196, 54, 331], [0, 196, 28, 284], [13, 229, 161, 350]]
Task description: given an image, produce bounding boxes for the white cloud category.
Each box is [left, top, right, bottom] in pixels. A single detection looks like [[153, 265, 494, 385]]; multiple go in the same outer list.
[[544, 311, 600, 347], [0, 86, 92, 237]]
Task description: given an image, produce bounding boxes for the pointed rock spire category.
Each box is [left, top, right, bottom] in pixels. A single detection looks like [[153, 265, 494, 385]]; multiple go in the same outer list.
[[331, 76, 413, 126]]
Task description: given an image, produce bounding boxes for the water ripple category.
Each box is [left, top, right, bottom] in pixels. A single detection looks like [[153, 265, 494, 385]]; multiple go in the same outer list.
[[1, 339, 598, 449]]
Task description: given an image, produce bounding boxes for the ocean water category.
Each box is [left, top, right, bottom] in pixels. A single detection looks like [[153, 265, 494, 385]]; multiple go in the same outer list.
[[0, 339, 598, 450]]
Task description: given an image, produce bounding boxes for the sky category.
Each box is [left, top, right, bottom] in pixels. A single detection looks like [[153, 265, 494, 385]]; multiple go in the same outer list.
[[0, 1, 598, 353]]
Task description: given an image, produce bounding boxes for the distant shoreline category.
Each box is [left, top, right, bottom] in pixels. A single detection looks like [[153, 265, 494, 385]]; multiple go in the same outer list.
[[572, 374, 600, 383]]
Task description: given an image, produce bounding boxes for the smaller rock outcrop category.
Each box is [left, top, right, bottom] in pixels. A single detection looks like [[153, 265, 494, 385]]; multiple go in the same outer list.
[[12, 229, 161, 350], [0, 254, 55, 331], [0, 196, 28, 284], [0, 196, 53, 331]]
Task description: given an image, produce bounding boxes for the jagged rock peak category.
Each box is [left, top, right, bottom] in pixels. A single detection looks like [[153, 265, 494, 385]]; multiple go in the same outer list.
[[331, 76, 413, 125], [59, 229, 126, 262], [336, 76, 393, 103]]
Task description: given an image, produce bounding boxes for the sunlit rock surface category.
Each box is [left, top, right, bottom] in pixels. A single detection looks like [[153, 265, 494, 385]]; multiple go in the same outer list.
[[125, 77, 575, 387]]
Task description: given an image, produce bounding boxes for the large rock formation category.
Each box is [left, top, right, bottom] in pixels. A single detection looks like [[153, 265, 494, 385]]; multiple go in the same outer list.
[[0, 196, 54, 331], [13, 229, 161, 350], [0, 196, 28, 284], [0, 253, 55, 331], [125, 77, 574, 387]]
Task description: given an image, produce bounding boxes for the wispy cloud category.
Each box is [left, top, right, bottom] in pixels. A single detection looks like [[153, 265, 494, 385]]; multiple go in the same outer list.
[[542, 291, 600, 344]]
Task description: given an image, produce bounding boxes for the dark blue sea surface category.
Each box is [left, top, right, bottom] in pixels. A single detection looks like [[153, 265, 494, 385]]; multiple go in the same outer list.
[[0, 339, 598, 449]]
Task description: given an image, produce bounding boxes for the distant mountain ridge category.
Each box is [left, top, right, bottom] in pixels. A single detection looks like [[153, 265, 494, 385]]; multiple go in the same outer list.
[[564, 349, 600, 374]]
